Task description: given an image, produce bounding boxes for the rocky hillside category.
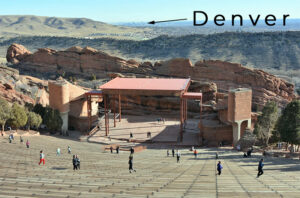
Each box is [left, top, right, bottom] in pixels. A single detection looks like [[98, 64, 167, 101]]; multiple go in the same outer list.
[[7, 43, 296, 109], [0, 65, 38, 105]]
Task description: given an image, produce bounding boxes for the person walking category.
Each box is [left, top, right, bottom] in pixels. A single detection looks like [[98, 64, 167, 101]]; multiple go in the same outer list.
[[176, 150, 181, 163], [167, 150, 170, 157], [39, 150, 45, 165], [26, 140, 30, 148], [68, 146, 71, 154], [56, 148, 61, 156], [128, 155, 136, 173], [194, 149, 198, 158], [172, 148, 175, 157], [76, 155, 80, 170], [9, 134, 12, 143], [257, 159, 264, 178], [72, 155, 78, 170], [217, 161, 223, 175], [20, 136, 23, 143], [116, 146, 119, 154]]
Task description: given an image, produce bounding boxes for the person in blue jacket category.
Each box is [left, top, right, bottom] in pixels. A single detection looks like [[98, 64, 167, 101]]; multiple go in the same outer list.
[[257, 158, 264, 178], [217, 161, 223, 175]]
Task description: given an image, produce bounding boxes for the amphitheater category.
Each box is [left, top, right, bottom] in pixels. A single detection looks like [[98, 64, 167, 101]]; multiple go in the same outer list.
[[0, 132, 300, 198]]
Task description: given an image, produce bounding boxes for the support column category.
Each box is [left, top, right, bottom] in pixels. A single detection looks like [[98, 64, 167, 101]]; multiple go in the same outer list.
[[247, 118, 251, 129], [104, 95, 108, 136], [118, 94, 121, 122], [113, 95, 116, 127], [107, 95, 109, 135], [199, 96, 203, 143], [180, 98, 183, 142], [87, 95, 92, 131], [233, 121, 242, 145], [185, 99, 188, 121]]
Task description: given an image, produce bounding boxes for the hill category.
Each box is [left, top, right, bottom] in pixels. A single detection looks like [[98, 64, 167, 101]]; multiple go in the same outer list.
[[0, 15, 151, 39]]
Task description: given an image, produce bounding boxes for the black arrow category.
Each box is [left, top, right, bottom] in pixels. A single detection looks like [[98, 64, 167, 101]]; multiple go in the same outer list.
[[148, 18, 187, 25]]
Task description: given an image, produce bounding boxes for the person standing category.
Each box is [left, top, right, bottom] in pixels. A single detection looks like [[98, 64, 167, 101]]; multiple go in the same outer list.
[[56, 148, 61, 156], [68, 146, 71, 154], [39, 150, 45, 165], [257, 159, 264, 178], [176, 150, 181, 163], [9, 135, 12, 143], [72, 155, 78, 170], [26, 140, 30, 148], [172, 148, 175, 157], [217, 161, 223, 175], [167, 150, 170, 157], [116, 146, 120, 154], [110, 146, 113, 153], [76, 155, 80, 170], [20, 136, 23, 143]]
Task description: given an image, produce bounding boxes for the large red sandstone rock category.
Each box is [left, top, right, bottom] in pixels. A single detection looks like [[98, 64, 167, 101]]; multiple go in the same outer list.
[[157, 59, 295, 107], [6, 43, 32, 64], [6, 44, 295, 108]]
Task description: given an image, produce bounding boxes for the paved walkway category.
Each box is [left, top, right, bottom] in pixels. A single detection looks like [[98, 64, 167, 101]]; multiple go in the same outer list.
[[0, 135, 300, 197]]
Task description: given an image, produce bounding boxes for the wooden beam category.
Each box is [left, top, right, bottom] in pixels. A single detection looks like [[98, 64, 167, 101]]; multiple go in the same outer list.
[[113, 95, 116, 127], [86, 95, 91, 132], [118, 94, 121, 122], [180, 98, 183, 142], [107, 95, 109, 135], [200, 96, 203, 143], [104, 95, 108, 136], [185, 99, 188, 121]]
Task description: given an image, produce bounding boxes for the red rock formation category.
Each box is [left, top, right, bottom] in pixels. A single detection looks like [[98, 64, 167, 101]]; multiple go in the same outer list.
[[7, 44, 139, 75], [157, 59, 295, 107], [6, 44, 296, 108], [6, 43, 32, 64], [0, 82, 34, 105]]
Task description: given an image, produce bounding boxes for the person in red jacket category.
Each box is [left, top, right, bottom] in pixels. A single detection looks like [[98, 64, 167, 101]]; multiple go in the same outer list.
[[39, 150, 45, 165]]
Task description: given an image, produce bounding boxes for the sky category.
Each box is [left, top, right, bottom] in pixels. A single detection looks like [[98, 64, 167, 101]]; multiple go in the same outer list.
[[0, 0, 299, 23]]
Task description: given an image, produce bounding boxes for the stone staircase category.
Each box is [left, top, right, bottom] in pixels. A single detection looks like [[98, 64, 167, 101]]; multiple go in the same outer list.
[[0, 135, 300, 197]]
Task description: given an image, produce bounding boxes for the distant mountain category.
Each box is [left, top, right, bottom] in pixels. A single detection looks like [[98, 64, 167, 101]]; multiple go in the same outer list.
[[0, 15, 150, 39], [117, 19, 300, 35]]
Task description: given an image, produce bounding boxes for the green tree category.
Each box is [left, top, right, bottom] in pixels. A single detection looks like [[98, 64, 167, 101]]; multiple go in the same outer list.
[[90, 74, 96, 81], [254, 101, 278, 146], [43, 107, 62, 133], [11, 103, 28, 131], [0, 98, 11, 132], [276, 100, 300, 147], [25, 102, 34, 111], [33, 103, 46, 122], [27, 112, 42, 130], [296, 88, 300, 96]]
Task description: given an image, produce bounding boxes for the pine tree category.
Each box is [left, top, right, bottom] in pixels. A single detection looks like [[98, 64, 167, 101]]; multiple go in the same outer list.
[[11, 103, 28, 131], [276, 100, 300, 147], [254, 101, 278, 145]]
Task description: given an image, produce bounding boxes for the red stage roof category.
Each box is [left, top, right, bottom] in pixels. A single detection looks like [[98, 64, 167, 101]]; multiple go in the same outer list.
[[100, 77, 190, 91]]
